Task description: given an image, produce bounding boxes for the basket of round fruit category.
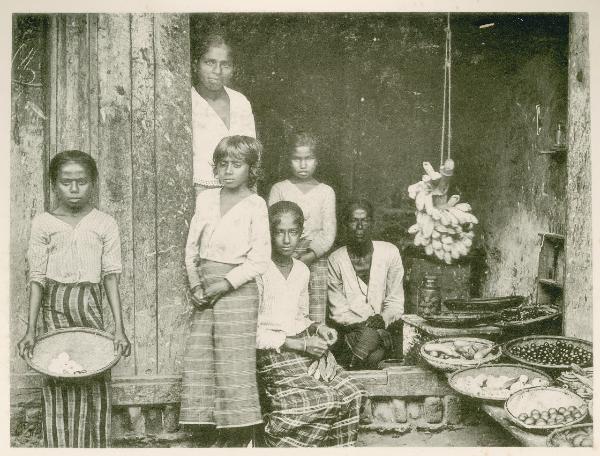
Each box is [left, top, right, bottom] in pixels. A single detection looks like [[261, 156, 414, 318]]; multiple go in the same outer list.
[[502, 335, 592, 371], [547, 423, 593, 447], [504, 386, 588, 432], [420, 337, 502, 372], [25, 327, 121, 379], [448, 364, 552, 401]]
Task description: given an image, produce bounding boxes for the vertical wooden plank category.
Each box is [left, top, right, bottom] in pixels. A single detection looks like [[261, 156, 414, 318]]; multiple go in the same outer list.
[[154, 14, 194, 374], [130, 13, 158, 376], [97, 13, 136, 376], [47, 15, 58, 175], [55, 14, 90, 152], [87, 13, 99, 159], [564, 13, 592, 341], [10, 15, 49, 374]]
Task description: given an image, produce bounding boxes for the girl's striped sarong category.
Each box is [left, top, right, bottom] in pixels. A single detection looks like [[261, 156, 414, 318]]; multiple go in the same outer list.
[[295, 239, 328, 324], [180, 260, 262, 428], [40, 280, 111, 448], [256, 350, 365, 447]]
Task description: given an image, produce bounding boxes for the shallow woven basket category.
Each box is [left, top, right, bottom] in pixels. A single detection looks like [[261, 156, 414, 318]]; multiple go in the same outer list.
[[547, 423, 593, 447], [420, 337, 501, 373], [448, 363, 553, 402], [504, 386, 588, 433], [26, 327, 120, 379], [502, 335, 593, 371]]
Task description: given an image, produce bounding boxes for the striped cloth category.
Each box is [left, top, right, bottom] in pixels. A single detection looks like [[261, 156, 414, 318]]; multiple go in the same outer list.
[[256, 350, 365, 447], [295, 239, 328, 324], [40, 280, 111, 448], [180, 260, 263, 428]]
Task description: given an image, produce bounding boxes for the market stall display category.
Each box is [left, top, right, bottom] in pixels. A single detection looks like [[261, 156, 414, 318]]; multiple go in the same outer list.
[[420, 337, 501, 372], [448, 364, 552, 401], [547, 423, 593, 447], [25, 327, 121, 379], [504, 386, 588, 432]]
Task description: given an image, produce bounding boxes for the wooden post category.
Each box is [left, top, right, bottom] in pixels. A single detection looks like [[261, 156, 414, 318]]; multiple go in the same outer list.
[[154, 14, 194, 374], [10, 14, 49, 376], [564, 13, 592, 341], [97, 14, 135, 375], [130, 13, 158, 377]]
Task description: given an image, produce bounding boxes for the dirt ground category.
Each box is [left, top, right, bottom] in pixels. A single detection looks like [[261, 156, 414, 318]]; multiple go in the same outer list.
[[12, 412, 519, 448], [357, 417, 520, 447]]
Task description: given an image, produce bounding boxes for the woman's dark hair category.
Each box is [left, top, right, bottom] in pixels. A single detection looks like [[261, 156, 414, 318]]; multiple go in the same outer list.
[[344, 197, 374, 222], [49, 150, 98, 185], [212, 135, 262, 188], [193, 29, 235, 63], [268, 200, 304, 232], [287, 131, 319, 159]]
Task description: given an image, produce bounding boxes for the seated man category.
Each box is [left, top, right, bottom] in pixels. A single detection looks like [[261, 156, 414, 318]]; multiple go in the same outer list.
[[327, 198, 405, 369]]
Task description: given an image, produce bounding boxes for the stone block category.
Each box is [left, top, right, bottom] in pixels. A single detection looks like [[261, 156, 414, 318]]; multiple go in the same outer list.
[[25, 406, 41, 424], [163, 404, 180, 433], [10, 407, 26, 434], [144, 407, 163, 435], [372, 400, 395, 423], [423, 397, 443, 424], [128, 406, 145, 435], [359, 398, 374, 424], [444, 395, 463, 425], [392, 399, 407, 423], [407, 400, 422, 420], [111, 408, 130, 439]]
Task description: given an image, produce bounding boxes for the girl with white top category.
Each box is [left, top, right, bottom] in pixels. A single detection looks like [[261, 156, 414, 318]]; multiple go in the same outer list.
[[17, 150, 131, 447], [256, 201, 364, 447], [181, 135, 270, 447], [191, 31, 256, 195], [268, 132, 336, 323]]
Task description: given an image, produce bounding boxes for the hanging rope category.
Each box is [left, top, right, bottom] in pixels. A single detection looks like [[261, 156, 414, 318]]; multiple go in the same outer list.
[[447, 12, 452, 161], [439, 22, 448, 168], [440, 12, 452, 167]]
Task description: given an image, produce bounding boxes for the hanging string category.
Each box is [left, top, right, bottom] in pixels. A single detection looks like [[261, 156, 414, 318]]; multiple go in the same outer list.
[[440, 12, 453, 167], [440, 20, 448, 168], [447, 12, 452, 161]]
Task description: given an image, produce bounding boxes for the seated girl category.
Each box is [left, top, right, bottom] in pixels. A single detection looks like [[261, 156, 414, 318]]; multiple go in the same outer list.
[[256, 201, 365, 447]]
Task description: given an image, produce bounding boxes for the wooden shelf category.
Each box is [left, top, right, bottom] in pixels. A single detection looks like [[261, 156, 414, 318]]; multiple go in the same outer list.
[[538, 232, 565, 243], [539, 144, 567, 156], [538, 278, 563, 289]]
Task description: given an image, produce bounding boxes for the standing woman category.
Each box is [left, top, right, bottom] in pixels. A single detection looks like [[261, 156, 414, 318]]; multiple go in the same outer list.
[[268, 132, 336, 323], [181, 136, 271, 446], [17, 150, 131, 448], [191, 30, 256, 195]]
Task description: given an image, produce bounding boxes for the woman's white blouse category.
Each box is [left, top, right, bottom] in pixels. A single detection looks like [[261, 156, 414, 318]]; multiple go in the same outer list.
[[256, 259, 314, 351], [185, 188, 271, 290], [27, 209, 122, 286], [191, 86, 256, 187]]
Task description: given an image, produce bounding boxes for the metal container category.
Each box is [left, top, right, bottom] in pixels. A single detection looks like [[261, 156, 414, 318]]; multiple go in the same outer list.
[[417, 274, 441, 317]]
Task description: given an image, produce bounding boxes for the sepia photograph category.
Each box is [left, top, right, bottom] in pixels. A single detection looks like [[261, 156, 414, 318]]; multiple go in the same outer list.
[[8, 4, 594, 449]]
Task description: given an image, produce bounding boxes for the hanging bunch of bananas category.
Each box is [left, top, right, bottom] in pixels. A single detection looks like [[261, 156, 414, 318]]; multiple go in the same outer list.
[[407, 159, 477, 264], [307, 351, 338, 382]]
